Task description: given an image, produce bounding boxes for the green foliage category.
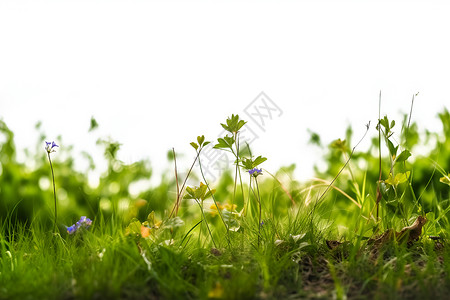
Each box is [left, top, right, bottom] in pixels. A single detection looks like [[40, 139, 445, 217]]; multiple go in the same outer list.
[[220, 114, 247, 133], [1, 107, 450, 299], [241, 155, 267, 170]]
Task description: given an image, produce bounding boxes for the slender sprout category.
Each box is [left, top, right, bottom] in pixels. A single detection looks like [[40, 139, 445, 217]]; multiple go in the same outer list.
[[376, 91, 382, 220], [172, 148, 181, 216], [195, 198, 216, 248], [232, 132, 239, 229], [248, 167, 263, 245], [315, 123, 371, 206], [255, 176, 262, 246], [198, 156, 230, 234], [45, 141, 59, 233], [169, 149, 199, 218]]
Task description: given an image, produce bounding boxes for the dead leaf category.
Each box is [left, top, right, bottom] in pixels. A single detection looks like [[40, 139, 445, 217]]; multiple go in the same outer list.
[[326, 240, 342, 250], [396, 215, 427, 244]]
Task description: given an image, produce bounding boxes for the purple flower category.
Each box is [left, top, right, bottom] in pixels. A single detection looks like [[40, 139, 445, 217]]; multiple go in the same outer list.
[[248, 168, 263, 177], [66, 225, 77, 234], [66, 216, 93, 235], [45, 141, 59, 154]]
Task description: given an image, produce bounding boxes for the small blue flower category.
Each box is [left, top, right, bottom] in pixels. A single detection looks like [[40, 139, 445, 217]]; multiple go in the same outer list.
[[66, 216, 93, 235], [45, 141, 59, 154], [66, 225, 77, 235], [248, 168, 263, 177]]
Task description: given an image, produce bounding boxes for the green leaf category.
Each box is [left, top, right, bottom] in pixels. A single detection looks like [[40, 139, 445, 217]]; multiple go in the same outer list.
[[197, 135, 205, 146], [395, 150, 411, 164], [190, 142, 199, 151], [221, 114, 247, 133], [241, 157, 253, 170], [236, 119, 247, 131], [195, 183, 208, 200], [253, 156, 267, 167], [214, 135, 235, 150], [380, 116, 389, 130], [440, 174, 450, 186], [89, 116, 99, 132], [387, 139, 398, 158], [385, 171, 410, 187], [390, 120, 395, 129], [125, 218, 142, 236], [185, 186, 195, 199], [220, 123, 230, 132], [147, 211, 156, 225], [204, 189, 216, 199]]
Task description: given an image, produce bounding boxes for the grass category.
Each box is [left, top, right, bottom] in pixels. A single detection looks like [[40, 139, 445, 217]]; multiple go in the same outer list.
[[1, 110, 450, 299], [2, 198, 449, 299]]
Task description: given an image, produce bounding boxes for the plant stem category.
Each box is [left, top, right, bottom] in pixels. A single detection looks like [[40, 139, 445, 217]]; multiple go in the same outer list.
[[169, 149, 199, 218], [197, 150, 231, 247], [47, 153, 57, 233], [195, 199, 216, 248], [255, 177, 262, 246]]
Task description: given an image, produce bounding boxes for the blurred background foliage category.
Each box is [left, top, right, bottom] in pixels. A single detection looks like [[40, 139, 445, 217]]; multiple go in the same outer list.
[[0, 109, 449, 236]]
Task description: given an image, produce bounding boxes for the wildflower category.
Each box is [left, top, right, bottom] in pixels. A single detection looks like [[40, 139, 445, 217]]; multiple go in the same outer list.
[[248, 168, 262, 177], [45, 141, 59, 233], [66, 216, 92, 234], [45, 141, 59, 154], [66, 225, 77, 234]]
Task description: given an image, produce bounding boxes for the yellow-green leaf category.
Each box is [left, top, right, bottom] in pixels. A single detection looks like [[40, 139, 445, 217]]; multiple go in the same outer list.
[[440, 175, 450, 186]]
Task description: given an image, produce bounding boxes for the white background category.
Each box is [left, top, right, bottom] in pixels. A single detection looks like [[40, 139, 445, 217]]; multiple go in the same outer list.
[[1, 0, 449, 184]]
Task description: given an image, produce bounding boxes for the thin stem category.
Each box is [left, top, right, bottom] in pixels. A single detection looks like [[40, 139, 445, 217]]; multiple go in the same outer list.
[[376, 91, 382, 220], [197, 151, 231, 245], [232, 132, 239, 230], [173, 148, 180, 215], [47, 153, 57, 233], [169, 150, 200, 218], [195, 199, 216, 248], [255, 177, 262, 246], [315, 123, 370, 206]]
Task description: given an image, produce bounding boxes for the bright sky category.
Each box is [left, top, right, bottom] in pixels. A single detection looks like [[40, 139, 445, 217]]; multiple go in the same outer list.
[[1, 0, 449, 184]]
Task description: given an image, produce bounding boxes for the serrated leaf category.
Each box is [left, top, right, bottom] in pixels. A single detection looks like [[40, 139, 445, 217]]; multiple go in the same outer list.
[[395, 150, 411, 164], [190, 142, 198, 150]]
